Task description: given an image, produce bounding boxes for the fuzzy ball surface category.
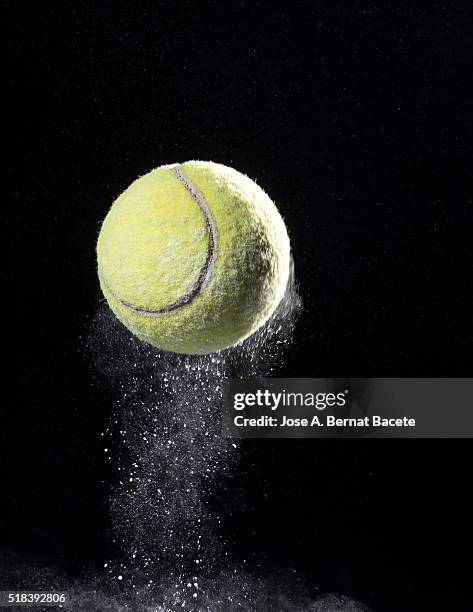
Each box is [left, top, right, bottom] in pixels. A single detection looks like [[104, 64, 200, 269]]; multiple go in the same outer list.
[[97, 161, 290, 354]]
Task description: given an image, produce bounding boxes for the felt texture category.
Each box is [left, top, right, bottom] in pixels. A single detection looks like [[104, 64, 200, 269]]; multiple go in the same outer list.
[[97, 161, 290, 354]]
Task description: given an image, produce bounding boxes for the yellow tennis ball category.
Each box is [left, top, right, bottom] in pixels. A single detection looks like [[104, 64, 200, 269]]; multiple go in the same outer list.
[[97, 161, 290, 354]]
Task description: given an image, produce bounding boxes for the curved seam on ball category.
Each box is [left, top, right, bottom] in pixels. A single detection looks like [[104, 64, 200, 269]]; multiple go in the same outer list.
[[102, 164, 218, 316]]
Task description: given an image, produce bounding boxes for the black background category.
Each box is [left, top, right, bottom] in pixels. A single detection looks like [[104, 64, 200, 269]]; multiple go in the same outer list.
[[4, 2, 473, 611]]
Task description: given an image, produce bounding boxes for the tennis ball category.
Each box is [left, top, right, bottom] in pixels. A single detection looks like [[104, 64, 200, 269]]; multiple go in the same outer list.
[[97, 161, 290, 354]]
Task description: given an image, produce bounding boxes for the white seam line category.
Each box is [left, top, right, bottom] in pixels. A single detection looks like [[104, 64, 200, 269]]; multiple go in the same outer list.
[[103, 164, 217, 316]]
